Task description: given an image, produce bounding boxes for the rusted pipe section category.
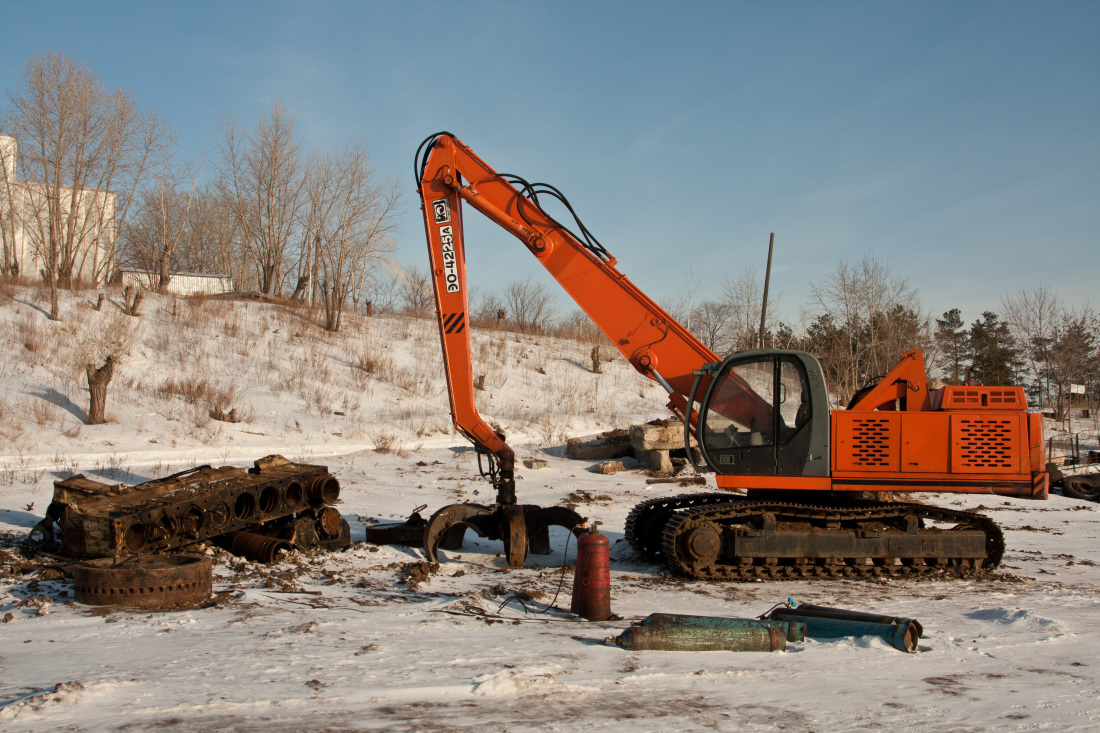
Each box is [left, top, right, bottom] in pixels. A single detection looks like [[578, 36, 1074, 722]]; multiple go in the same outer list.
[[307, 474, 340, 507], [218, 530, 292, 563], [639, 612, 805, 642], [613, 625, 786, 652]]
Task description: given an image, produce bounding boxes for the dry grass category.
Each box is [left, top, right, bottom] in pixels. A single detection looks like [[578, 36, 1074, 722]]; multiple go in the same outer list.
[[155, 376, 238, 408], [0, 283, 661, 454]]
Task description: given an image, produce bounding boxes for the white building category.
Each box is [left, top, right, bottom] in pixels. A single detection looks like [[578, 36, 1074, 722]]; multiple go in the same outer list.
[[116, 268, 236, 297], [0, 134, 117, 285]]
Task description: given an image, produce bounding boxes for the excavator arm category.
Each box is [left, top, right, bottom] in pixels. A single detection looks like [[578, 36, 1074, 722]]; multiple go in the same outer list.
[[418, 132, 724, 564], [415, 132, 771, 566], [419, 133, 719, 424]]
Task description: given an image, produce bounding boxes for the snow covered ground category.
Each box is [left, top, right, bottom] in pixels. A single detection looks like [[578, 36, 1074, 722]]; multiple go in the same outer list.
[[1, 286, 1099, 732]]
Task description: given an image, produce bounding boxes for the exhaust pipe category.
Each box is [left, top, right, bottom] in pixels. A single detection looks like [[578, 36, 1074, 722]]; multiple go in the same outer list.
[[218, 530, 292, 563]]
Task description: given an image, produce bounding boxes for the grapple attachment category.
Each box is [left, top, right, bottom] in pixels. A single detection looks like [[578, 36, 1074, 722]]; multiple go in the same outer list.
[[422, 502, 585, 568]]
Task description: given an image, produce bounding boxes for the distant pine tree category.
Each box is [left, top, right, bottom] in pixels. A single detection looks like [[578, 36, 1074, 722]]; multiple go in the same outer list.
[[968, 312, 1019, 386], [935, 308, 968, 384]]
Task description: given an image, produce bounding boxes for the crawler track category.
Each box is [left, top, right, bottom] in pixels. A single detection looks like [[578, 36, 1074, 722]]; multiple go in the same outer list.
[[625, 493, 1004, 581]]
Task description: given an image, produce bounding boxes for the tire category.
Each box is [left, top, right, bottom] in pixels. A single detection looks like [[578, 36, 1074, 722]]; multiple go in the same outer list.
[[1062, 476, 1100, 502]]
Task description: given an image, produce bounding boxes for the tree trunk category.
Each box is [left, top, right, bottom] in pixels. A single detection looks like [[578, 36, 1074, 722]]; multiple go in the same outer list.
[[86, 355, 115, 425], [158, 259, 172, 294], [261, 264, 276, 294], [123, 285, 144, 317], [49, 277, 60, 321], [324, 287, 341, 332], [290, 273, 310, 302]]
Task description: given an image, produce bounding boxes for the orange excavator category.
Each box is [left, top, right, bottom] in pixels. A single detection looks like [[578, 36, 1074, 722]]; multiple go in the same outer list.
[[415, 132, 1048, 580]]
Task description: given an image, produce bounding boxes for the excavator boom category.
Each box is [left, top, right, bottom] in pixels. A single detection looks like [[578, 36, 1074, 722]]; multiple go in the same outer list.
[[417, 133, 765, 433]]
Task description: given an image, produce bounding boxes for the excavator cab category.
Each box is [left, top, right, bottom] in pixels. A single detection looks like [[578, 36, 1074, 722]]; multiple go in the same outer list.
[[692, 350, 831, 478]]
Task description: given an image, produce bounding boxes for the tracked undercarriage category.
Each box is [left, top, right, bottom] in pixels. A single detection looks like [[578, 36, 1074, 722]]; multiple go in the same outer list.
[[625, 493, 1004, 581]]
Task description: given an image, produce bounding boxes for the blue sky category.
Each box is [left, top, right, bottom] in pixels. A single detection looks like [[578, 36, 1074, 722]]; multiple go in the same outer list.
[[1, 0, 1096, 326]]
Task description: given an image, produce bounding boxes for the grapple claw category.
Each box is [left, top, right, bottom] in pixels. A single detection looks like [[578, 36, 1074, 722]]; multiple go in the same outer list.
[[522, 505, 586, 555], [422, 503, 586, 567], [422, 504, 492, 562]]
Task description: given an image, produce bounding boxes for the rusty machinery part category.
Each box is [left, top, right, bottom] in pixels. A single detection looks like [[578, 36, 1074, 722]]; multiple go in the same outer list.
[[244, 511, 353, 556], [317, 506, 344, 537], [45, 455, 341, 560], [217, 530, 292, 563], [306, 474, 341, 507], [25, 518, 59, 552], [72, 555, 212, 611], [365, 505, 466, 551], [623, 494, 1004, 581], [1061, 475, 1100, 502], [422, 503, 586, 568], [614, 624, 787, 653]]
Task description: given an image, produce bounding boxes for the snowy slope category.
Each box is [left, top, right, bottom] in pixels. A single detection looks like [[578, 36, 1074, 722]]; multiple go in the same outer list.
[[1, 286, 1099, 732]]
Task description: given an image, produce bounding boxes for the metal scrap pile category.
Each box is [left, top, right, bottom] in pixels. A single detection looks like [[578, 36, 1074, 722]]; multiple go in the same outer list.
[[24, 454, 350, 611]]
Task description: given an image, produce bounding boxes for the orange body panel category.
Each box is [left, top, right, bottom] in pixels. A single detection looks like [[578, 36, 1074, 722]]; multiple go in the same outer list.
[[715, 354, 1046, 499]]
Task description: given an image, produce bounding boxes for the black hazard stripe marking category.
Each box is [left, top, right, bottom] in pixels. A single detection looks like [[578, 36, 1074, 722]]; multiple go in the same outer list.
[[443, 312, 466, 334]]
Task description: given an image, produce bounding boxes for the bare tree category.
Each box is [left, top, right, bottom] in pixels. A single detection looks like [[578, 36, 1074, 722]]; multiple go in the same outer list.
[[74, 309, 139, 424], [0, 135, 19, 276], [356, 267, 401, 315], [178, 186, 244, 285], [399, 264, 434, 316], [692, 299, 733, 353], [3, 51, 170, 319], [1046, 308, 1100, 420], [1001, 285, 1062, 409], [504, 277, 556, 333], [806, 255, 922, 404], [214, 101, 305, 295], [556, 308, 602, 342], [660, 267, 702, 332], [305, 144, 402, 331], [122, 156, 199, 292], [718, 267, 784, 351]]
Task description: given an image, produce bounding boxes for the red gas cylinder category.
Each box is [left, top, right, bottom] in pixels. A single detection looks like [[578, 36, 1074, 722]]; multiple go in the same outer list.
[[571, 524, 611, 621]]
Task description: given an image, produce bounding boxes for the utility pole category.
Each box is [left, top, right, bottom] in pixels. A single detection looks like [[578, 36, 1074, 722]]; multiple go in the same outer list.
[[758, 232, 774, 348]]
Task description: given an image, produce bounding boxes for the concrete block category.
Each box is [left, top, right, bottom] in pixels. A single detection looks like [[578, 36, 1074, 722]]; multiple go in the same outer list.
[[630, 419, 696, 452], [636, 448, 673, 474], [565, 428, 631, 460]]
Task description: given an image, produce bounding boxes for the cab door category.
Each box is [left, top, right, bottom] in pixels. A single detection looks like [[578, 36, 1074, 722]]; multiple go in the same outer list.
[[695, 351, 826, 478]]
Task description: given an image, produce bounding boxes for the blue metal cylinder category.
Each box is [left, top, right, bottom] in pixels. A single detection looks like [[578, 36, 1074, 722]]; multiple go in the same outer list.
[[767, 604, 922, 653]]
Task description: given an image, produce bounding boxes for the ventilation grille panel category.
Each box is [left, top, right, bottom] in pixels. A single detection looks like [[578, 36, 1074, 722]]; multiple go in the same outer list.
[[942, 387, 1025, 410], [953, 417, 1017, 471], [848, 417, 895, 467]]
